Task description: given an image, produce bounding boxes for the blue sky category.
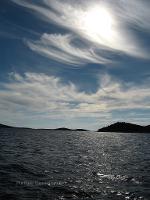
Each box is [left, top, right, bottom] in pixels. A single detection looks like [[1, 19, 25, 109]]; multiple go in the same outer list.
[[0, 0, 150, 130]]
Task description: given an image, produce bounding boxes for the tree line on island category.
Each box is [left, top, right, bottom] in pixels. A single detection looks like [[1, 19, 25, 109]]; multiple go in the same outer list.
[[0, 122, 150, 133]]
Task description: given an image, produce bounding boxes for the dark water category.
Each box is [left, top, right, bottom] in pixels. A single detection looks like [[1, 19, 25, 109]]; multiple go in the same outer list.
[[0, 129, 150, 200]]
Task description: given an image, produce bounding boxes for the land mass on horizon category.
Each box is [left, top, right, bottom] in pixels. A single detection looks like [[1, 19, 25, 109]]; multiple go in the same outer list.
[[0, 122, 150, 133], [98, 122, 150, 133], [0, 124, 87, 132]]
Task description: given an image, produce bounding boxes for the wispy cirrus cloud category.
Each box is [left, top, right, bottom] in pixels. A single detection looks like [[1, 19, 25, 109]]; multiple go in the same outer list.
[[0, 72, 149, 127], [114, 0, 150, 31], [27, 33, 109, 65], [11, 0, 150, 65]]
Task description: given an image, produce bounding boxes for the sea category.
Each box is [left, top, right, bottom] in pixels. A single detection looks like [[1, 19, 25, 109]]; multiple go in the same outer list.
[[0, 128, 150, 200]]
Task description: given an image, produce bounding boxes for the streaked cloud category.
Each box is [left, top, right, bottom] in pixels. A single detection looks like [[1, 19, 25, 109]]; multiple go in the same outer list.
[[27, 33, 109, 65], [12, 0, 150, 65], [0, 72, 149, 126]]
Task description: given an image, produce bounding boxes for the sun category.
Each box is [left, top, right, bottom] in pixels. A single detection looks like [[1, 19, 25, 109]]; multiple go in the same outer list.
[[81, 6, 114, 41]]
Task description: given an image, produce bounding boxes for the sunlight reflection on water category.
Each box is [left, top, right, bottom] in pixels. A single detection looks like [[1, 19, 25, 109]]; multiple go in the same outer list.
[[0, 129, 150, 199]]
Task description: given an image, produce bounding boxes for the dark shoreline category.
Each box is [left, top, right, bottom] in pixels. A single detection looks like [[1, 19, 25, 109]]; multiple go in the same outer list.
[[0, 122, 150, 133], [0, 124, 87, 132], [98, 122, 150, 133]]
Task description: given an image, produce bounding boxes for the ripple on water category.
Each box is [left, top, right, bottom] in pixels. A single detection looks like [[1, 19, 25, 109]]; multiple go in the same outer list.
[[0, 130, 150, 200]]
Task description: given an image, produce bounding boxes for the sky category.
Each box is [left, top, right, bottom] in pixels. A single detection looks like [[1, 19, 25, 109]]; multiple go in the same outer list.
[[0, 0, 150, 130]]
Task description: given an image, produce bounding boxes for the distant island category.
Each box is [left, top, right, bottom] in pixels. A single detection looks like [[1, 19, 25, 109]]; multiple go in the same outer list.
[[0, 122, 150, 133], [0, 124, 87, 132], [0, 124, 12, 128], [54, 127, 87, 131], [98, 122, 150, 133]]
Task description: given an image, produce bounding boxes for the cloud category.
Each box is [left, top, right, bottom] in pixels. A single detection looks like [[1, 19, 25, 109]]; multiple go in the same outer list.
[[0, 72, 149, 125], [12, 0, 150, 65], [27, 33, 109, 65], [114, 0, 150, 31]]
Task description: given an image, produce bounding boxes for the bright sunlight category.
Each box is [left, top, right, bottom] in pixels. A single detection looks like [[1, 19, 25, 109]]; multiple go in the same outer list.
[[81, 6, 115, 42]]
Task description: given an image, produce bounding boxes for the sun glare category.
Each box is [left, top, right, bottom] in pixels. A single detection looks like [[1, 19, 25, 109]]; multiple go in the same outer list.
[[81, 6, 114, 41]]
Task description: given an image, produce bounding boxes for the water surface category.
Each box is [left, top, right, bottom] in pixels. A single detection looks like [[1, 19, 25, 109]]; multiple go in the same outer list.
[[0, 129, 150, 199]]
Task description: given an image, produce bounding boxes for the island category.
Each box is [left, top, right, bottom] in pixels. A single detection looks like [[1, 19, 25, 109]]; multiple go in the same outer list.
[[98, 122, 150, 133], [54, 127, 87, 131], [1, 122, 150, 133], [0, 124, 12, 128], [0, 124, 87, 131]]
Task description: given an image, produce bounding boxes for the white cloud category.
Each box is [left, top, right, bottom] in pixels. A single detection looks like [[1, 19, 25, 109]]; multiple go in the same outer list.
[[0, 72, 149, 126], [114, 0, 150, 31], [12, 0, 150, 65], [27, 34, 108, 65]]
